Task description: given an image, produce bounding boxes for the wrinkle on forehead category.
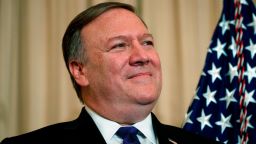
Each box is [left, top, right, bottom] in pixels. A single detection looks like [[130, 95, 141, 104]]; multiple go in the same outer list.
[[81, 8, 149, 51]]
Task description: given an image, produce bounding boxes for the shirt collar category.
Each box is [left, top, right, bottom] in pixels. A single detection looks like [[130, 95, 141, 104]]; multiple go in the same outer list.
[[133, 114, 157, 144], [85, 105, 120, 143], [84, 105, 157, 144]]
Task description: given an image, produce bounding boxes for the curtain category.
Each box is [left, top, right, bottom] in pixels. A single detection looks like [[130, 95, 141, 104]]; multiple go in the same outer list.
[[0, 0, 224, 139]]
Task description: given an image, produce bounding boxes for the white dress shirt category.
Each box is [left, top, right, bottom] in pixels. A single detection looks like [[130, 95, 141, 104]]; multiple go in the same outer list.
[[84, 105, 158, 144]]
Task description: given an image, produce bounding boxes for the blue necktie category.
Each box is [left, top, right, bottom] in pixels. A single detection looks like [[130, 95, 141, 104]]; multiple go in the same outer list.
[[116, 126, 141, 144]]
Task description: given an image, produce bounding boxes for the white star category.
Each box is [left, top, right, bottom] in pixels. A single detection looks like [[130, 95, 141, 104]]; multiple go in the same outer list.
[[203, 86, 217, 106], [194, 95, 199, 100], [216, 137, 228, 144], [244, 63, 256, 83], [197, 110, 212, 130], [237, 115, 254, 133], [208, 48, 212, 53], [247, 13, 256, 34], [216, 137, 220, 142], [208, 40, 213, 53], [212, 39, 227, 59], [207, 63, 222, 83], [237, 136, 242, 144], [226, 63, 238, 83], [201, 71, 206, 77], [241, 0, 248, 5], [220, 88, 237, 109], [245, 115, 254, 130], [244, 90, 256, 107], [184, 110, 193, 125], [228, 37, 237, 58], [245, 39, 256, 59], [230, 19, 247, 30], [215, 113, 232, 133], [194, 87, 200, 100], [219, 15, 230, 35]]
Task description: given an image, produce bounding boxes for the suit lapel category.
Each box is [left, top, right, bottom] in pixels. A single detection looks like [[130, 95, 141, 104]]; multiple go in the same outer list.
[[151, 113, 176, 144], [74, 109, 179, 144], [73, 107, 107, 144]]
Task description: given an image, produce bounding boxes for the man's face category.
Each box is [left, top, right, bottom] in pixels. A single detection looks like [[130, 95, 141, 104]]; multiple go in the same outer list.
[[80, 8, 162, 121]]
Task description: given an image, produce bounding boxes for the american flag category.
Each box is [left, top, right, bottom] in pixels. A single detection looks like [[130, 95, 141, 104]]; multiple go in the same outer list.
[[182, 0, 256, 143]]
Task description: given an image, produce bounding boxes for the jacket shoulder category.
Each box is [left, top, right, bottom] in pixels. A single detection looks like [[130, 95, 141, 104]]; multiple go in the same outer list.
[[161, 124, 220, 144], [1, 108, 106, 144], [1, 121, 77, 144]]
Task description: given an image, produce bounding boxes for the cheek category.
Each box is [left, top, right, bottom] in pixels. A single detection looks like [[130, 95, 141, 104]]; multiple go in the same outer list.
[[89, 55, 103, 72], [86, 52, 106, 83], [151, 52, 162, 69], [104, 54, 128, 75], [151, 52, 162, 84]]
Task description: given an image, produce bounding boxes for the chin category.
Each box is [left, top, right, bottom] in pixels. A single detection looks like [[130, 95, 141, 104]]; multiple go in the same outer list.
[[136, 94, 159, 106]]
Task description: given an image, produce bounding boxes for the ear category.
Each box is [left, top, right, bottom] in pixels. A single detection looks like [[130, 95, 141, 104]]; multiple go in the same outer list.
[[68, 61, 89, 86]]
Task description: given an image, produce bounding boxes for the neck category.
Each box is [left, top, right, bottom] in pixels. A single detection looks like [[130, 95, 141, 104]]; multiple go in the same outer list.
[[84, 101, 155, 124]]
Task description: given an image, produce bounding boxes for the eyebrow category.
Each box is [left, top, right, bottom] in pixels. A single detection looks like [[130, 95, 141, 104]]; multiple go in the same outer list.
[[108, 33, 154, 41], [140, 33, 154, 39]]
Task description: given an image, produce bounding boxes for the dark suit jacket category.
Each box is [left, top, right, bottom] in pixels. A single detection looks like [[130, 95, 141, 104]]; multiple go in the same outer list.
[[1, 107, 219, 144]]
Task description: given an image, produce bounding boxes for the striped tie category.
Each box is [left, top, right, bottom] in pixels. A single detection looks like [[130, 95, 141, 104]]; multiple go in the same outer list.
[[116, 126, 140, 144]]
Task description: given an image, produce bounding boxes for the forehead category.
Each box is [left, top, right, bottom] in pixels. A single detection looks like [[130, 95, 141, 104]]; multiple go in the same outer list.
[[95, 8, 135, 21], [81, 8, 148, 38], [88, 8, 142, 26]]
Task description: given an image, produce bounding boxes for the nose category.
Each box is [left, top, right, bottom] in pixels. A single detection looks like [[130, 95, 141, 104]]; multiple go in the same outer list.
[[129, 41, 150, 66]]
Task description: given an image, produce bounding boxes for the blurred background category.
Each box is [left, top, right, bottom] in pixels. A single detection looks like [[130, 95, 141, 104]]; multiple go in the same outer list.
[[0, 0, 226, 140]]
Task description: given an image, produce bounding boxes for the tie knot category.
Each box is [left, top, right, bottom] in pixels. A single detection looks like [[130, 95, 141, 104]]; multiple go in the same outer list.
[[116, 126, 140, 144]]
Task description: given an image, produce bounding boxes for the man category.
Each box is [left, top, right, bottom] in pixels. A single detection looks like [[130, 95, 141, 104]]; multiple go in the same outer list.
[[1, 2, 218, 144]]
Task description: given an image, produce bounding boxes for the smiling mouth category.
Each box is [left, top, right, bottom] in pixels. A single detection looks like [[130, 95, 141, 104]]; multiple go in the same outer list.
[[128, 72, 152, 79]]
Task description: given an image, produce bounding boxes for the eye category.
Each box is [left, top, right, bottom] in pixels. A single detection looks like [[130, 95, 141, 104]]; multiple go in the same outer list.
[[112, 42, 127, 49], [142, 40, 154, 47], [108, 42, 129, 52]]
